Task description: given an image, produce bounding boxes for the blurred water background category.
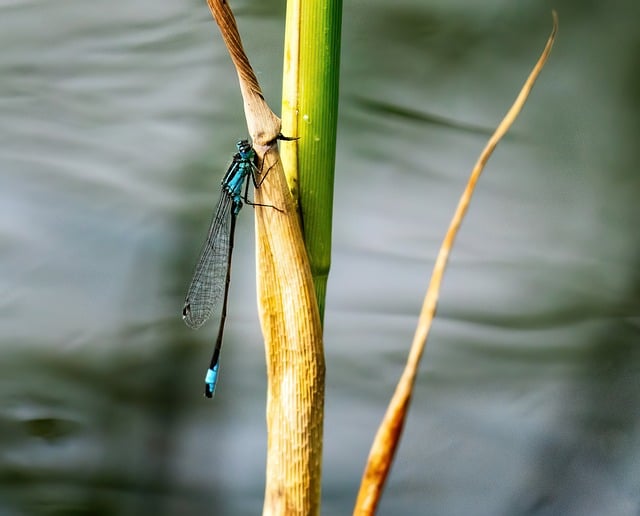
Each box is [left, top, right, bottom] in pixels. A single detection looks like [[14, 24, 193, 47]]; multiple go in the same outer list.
[[1, 0, 639, 514]]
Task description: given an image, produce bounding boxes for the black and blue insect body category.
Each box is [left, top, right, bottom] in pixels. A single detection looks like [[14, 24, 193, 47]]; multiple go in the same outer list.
[[182, 139, 272, 398]]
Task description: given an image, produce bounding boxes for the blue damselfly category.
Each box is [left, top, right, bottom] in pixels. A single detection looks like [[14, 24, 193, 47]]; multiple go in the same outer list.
[[182, 139, 275, 397]]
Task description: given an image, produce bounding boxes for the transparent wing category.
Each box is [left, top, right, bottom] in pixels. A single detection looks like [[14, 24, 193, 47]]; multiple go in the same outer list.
[[182, 191, 234, 329]]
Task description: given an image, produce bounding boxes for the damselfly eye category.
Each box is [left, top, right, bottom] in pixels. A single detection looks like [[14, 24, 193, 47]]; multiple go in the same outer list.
[[237, 139, 251, 156]]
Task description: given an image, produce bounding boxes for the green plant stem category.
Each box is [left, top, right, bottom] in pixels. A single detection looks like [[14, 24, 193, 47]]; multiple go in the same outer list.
[[281, 0, 342, 322]]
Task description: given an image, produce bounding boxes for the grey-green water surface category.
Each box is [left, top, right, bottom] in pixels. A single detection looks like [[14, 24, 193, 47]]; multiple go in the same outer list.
[[1, 0, 639, 515]]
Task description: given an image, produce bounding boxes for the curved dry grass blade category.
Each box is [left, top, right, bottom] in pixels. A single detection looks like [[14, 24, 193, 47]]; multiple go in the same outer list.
[[353, 11, 558, 515], [203, 2, 325, 514], [205, 0, 280, 143], [255, 150, 325, 516]]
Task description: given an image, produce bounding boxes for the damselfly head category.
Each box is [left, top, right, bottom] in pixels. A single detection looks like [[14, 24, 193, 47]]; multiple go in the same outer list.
[[236, 139, 253, 159]]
